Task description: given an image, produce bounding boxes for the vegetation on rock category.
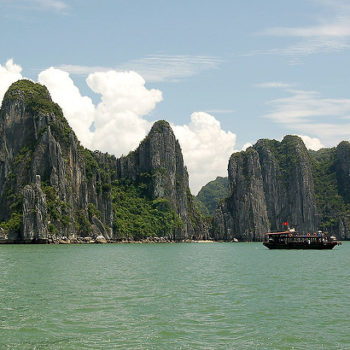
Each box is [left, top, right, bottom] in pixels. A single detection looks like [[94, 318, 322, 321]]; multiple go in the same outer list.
[[4, 80, 62, 116], [256, 136, 310, 188], [5, 80, 350, 242], [0, 80, 203, 242], [111, 178, 183, 240], [309, 148, 350, 232], [196, 177, 228, 216]]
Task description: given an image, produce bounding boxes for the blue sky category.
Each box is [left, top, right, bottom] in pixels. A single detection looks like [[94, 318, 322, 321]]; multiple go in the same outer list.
[[1, 0, 350, 192]]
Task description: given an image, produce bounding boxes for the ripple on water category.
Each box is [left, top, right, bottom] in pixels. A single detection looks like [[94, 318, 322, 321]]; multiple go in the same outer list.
[[0, 243, 349, 349]]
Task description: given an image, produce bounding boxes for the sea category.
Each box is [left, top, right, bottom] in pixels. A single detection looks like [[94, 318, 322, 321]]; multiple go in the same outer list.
[[0, 242, 349, 349]]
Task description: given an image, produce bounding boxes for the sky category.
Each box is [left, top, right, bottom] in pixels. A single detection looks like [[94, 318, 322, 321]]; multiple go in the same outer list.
[[0, 0, 350, 193]]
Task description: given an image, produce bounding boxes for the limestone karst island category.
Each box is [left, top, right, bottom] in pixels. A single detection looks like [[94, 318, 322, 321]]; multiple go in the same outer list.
[[3, 1, 350, 348], [0, 80, 349, 244]]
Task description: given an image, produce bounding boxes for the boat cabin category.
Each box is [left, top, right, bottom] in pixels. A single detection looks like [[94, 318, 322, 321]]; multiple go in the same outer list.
[[263, 230, 341, 250]]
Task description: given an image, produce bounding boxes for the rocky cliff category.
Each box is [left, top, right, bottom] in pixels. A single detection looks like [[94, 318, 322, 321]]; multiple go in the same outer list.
[[0, 80, 208, 243], [212, 136, 318, 241], [336, 141, 350, 203], [335, 142, 350, 239], [310, 142, 350, 240], [116, 120, 208, 240]]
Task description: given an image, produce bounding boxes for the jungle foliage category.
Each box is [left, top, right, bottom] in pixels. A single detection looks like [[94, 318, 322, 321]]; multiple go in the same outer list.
[[111, 178, 182, 240], [309, 148, 350, 232], [196, 177, 228, 216]]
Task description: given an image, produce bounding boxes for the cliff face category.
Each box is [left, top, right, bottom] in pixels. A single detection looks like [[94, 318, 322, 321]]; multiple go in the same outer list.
[[336, 142, 350, 239], [0, 80, 207, 242], [116, 121, 208, 240], [0, 80, 115, 242], [336, 141, 350, 203], [212, 148, 269, 241], [309, 142, 350, 240], [212, 136, 318, 241]]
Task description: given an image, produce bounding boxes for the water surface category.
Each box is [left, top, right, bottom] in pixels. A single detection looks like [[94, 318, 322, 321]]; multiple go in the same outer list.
[[0, 242, 349, 349]]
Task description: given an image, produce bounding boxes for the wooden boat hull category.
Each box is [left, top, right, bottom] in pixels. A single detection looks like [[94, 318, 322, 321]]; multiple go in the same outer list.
[[263, 242, 338, 250]]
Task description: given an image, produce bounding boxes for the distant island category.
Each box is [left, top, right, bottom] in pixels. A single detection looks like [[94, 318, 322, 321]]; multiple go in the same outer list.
[[0, 80, 349, 243]]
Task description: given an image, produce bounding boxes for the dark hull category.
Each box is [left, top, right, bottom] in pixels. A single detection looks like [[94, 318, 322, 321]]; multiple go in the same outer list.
[[263, 242, 337, 250]]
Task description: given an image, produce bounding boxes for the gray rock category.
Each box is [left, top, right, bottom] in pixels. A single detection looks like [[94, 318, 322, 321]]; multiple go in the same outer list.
[[91, 215, 112, 239], [21, 175, 48, 242], [213, 136, 318, 241], [117, 120, 209, 241], [95, 235, 107, 243], [0, 81, 208, 243], [0, 80, 116, 242]]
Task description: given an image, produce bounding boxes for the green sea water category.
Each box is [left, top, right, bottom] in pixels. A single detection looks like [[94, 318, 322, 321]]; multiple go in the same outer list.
[[0, 242, 349, 349]]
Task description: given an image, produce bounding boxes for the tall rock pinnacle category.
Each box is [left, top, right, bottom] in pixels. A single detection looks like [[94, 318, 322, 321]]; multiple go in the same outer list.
[[0, 81, 208, 242]]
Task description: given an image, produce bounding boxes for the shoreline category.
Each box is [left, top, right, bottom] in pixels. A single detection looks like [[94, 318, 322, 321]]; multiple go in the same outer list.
[[0, 238, 233, 245]]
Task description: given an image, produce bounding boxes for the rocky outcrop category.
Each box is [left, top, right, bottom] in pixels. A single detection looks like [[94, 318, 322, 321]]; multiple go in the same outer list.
[[117, 120, 209, 240], [335, 141, 350, 240], [336, 141, 350, 203], [212, 148, 269, 241], [0, 80, 208, 242], [212, 136, 318, 241], [90, 216, 108, 239], [309, 141, 350, 240], [21, 175, 48, 242], [0, 80, 116, 242]]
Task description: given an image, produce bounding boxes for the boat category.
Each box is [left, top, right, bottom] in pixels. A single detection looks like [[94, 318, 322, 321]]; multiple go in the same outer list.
[[263, 228, 342, 250]]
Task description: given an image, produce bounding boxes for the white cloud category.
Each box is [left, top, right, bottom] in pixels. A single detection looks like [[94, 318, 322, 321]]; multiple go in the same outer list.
[[292, 122, 350, 139], [86, 70, 162, 155], [1, 60, 235, 193], [262, 88, 350, 145], [0, 59, 23, 105], [27, 0, 67, 11], [38, 67, 95, 147], [56, 64, 110, 75], [297, 135, 324, 150], [56, 55, 221, 82], [120, 55, 221, 82], [254, 1, 350, 62], [261, 20, 350, 38], [255, 82, 292, 88], [242, 142, 253, 151], [203, 109, 235, 114], [264, 89, 350, 123], [173, 112, 236, 194], [40, 68, 162, 155], [247, 39, 350, 65]]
